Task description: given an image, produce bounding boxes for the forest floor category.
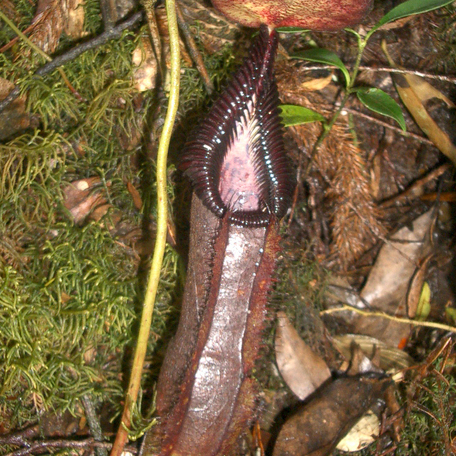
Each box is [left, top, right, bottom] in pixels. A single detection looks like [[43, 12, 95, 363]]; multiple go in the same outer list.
[[0, 0, 455, 455]]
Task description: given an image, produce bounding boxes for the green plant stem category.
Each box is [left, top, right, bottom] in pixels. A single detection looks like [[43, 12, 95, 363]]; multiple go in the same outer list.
[[303, 35, 367, 177], [109, 1, 180, 455]]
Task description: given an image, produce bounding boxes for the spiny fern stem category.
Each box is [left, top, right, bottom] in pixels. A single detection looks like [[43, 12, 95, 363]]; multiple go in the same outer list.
[[303, 33, 368, 179]]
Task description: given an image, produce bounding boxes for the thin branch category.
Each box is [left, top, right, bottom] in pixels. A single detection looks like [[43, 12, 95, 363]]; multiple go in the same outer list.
[[2, 437, 138, 456], [100, 0, 118, 29], [300, 64, 456, 84], [176, 1, 214, 94], [0, 426, 40, 447], [342, 107, 434, 146], [34, 11, 143, 77], [143, 0, 163, 79], [380, 163, 452, 208], [359, 66, 456, 84], [321, 305, 456, 333], [0, 11, 143, 113], [109, 1, 180, 455], [81, 394, 108, 456]]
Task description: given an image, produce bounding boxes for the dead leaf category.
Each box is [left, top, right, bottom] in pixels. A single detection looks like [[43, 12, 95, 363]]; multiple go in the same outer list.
[[382, 41, 456, 165], [64, 0, 86, 40], [343, 341, 384, 376], [336, 410, 380, 452], [332, 334, 414, 373], [132, 35, 158, 92], [353, 210, 434, 347], [61, 292, 71, 304], [275, 312, 331, 400], [127, 181, 143, 210], [370, 153, 382, 200], [299, 73, 333, 92], [179, 0, 241, 54], [63, 177, 109, 225], [0, 78, 31, 140], [90, 202, 114, 223], [273, 376, 390, 456], [383, 383, 404, 440], [30, 0, 65, 54], [376, 15, 414, 31]]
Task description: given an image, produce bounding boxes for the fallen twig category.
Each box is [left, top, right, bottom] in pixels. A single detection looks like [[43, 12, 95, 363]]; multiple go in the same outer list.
[[342, 106, 434, 146], [321, 305, 456, 333], [2, 437, 138, 456], [380, 163, 452, 208], [0, 11, 144, 113], [300, 64, 456, 84], [81, 394, 108, 456], [176, 1, 214, 94]]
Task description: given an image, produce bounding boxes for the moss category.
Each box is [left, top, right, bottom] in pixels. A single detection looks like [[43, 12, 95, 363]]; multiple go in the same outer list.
[[395, 358, 456, 456], [0, 0, 239, 437]]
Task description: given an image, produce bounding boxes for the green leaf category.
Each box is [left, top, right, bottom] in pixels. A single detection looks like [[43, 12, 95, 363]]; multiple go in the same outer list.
[[279, 104, 326, 127], [292, 48, 350, 88], [416, 282, 431, 321], [356, 88, 406, 131], [373, 0, 454, 32], [445, 307, 456, 324]]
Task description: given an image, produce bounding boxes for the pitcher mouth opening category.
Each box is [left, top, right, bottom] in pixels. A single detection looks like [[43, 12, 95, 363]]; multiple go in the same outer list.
[[180, 26, 294, 227]]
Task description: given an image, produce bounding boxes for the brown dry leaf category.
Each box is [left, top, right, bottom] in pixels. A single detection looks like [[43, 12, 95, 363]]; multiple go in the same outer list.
[[132, 35, 158, 92], [336, 410, 380, 453], [382, 41, 456, 165], [369, 153, 382, 200], [166, 217, 178, 249], [64, 0, 85, 40], [376, 15, 414, 31], [384, 383, 404, 440], [353, 210, 434, 347], [275, 312, 331, 400], [273, 376, 390, 456], [0, 78, 31, 140], [332, 334, 414, 373], [63, 177, 109, 225], [90, 203, 114, 223], [127, 181, 143, 210], [30, 0, 65, 54], [26, 0, 86, 56], [61, 292, 71, 304], [342, 342, 383, 377], [179, 0, 241, 54], [299, 74, 333, 92]]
